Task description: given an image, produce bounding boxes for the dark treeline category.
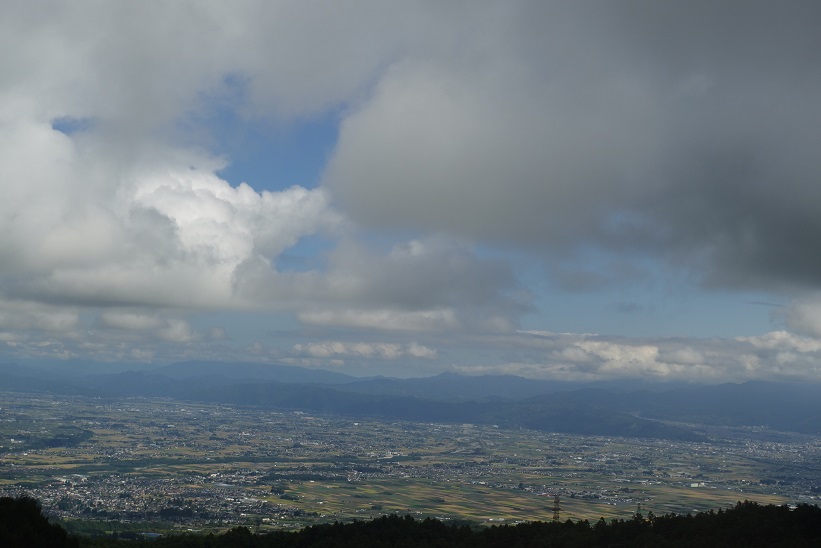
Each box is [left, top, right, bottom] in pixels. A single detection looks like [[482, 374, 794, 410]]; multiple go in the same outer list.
[[4, 496, 821, 547], [0, 496, 78, 548]]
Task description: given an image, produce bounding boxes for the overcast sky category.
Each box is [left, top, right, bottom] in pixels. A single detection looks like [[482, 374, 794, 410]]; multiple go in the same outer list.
[[2, 1, 821, 382]]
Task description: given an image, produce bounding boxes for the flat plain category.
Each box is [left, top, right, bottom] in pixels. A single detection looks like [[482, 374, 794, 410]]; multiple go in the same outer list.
[[1, 391, 818, 534]]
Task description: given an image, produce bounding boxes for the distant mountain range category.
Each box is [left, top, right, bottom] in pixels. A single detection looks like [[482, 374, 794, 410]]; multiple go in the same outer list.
[[2, 360, 820, 441]]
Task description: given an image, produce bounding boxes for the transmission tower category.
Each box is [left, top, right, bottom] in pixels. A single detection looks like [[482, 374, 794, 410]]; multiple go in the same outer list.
[[552, 494, 561, 522]]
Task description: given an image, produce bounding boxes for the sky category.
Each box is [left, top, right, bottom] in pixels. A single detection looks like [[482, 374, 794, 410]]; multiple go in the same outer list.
[[2, 1, 821, 383]]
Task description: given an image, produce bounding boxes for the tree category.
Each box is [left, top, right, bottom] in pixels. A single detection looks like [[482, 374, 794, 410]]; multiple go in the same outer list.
[[0, 496, 77, 548]]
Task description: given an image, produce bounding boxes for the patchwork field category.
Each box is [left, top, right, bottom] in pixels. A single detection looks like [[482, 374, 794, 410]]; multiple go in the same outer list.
[[1, 392, 818, 533]]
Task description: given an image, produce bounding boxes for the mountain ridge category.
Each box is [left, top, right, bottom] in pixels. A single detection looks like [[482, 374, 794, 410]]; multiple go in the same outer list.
[[2, 360, 820, 440]]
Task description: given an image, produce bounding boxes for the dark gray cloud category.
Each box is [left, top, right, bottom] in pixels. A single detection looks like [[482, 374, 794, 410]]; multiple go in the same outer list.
[[325, 1, 821, 294]]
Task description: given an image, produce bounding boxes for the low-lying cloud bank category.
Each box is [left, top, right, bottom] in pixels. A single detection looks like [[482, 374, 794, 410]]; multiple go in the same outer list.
[[450, 330, 821, 383]]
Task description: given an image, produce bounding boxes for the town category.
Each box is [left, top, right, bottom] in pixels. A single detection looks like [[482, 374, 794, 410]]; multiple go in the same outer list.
[[1, 391, 820, 536]]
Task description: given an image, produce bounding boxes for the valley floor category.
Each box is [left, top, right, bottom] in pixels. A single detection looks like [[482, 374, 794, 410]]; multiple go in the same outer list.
[[1, 392, 819, 535]]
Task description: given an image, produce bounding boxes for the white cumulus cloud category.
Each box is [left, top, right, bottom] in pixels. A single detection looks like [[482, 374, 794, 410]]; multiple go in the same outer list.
[[293, 341, 437, 361]]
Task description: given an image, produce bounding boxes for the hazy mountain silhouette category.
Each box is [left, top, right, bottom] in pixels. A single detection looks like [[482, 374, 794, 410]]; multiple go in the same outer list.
[[2, 360, 820, 440]]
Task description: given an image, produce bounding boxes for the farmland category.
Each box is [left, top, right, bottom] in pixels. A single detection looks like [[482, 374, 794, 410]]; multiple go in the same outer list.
[[1, 391, 819, 535]]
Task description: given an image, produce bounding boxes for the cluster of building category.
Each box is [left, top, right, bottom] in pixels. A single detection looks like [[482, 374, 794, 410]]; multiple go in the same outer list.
[[2, 393, 821, 530]]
